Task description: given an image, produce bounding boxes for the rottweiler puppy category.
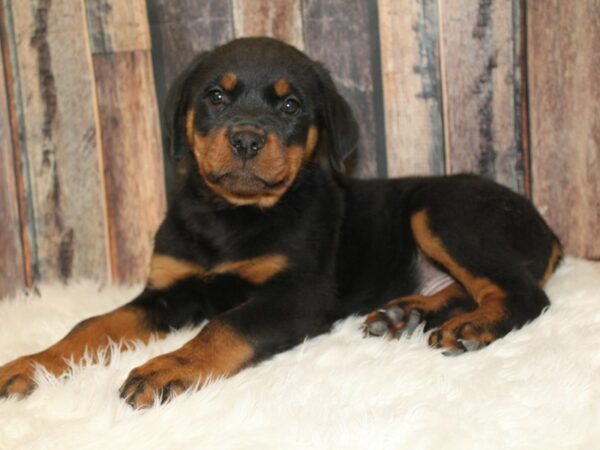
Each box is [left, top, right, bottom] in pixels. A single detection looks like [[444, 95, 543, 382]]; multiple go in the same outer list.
[[0, 37, 562, 408]]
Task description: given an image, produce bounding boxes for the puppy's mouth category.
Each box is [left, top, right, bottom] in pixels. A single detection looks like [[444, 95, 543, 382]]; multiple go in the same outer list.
[[206, 170, 287, 195]]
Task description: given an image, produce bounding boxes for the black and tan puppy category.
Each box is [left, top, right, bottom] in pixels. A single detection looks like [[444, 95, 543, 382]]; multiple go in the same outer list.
[[0, 38, 562, 408]]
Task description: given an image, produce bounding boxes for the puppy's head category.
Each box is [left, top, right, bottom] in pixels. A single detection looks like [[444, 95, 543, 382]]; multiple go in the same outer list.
[[167, 37, 359, 208]]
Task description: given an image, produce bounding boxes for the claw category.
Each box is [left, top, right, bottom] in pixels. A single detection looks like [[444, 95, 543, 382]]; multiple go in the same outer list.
[[404, 310, 421, 336], [442, 348, 466, 357], [366, 318, 389, 337], [459, 339, 482, 352], [386, 306, 405, 323]]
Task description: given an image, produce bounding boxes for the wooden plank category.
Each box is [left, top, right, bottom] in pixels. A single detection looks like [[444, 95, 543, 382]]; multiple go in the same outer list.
[[85, 0, 151, 54], [92, 51, 166, 283], [7, 0, 110, 281], [232, 0, 303, 49], [439, 0, 526, 193], [0, 21, 25, 297], [378, 0, 444, 177], [146, 0, 235, 188], [147, 0, 235, 93], [528, 1, 600, 259], [303, 0, 386, 178]]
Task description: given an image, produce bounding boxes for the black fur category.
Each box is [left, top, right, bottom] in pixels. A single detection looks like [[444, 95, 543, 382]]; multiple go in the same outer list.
[[129, 37, 561, 359]]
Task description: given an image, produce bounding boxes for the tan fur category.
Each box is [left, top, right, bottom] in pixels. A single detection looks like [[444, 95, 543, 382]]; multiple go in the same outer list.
[[221, 72, 237, 91], [148, 253, 288, 289], [148, 254, 206, 290], [273, 79, 290, 96], [540, 241, 562, 286], [120, 321, 254, 408], [212, 254, 289, 284]]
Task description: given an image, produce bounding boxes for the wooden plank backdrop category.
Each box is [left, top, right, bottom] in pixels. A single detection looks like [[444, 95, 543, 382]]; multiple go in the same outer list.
[[527, 0, 600, 260], [0, 0, 598, 297]]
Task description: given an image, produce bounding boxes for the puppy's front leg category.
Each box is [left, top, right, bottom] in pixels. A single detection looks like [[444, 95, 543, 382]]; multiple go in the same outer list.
[[0, 285, 202, 399], [120, 276, 336, 408]]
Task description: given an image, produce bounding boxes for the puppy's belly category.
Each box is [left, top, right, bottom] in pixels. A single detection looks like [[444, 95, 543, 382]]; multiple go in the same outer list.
[[415, 250, 455, 296]]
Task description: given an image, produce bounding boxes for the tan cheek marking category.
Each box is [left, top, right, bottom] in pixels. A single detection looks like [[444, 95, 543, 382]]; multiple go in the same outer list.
[[185, 109, 195, 147], [148, 254, 206, 290], [221, 72, 237, 91], [411, 210, 507, 319], [304, 125, 319, 162], [211, 254, 288, 284], [274, 79, 290, 96]]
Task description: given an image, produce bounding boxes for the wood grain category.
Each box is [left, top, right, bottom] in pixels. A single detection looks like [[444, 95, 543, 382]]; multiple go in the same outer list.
[[0, 25, 25, 297], [147, 0, 235, 92], [85, 0, 151, 54], [7, 0, 110, 281], [232, 0, 304, 49], [303, 0, 386, 178], [92, 51, 166, 283], [528, 0, 600, 259], [439, 0, 526, 193], [378, 0, 444, 177]]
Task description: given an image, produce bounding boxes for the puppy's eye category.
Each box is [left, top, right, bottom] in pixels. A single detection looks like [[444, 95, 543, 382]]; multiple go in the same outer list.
[[281, 97, 301, 115], [208, 89, 224, 105]]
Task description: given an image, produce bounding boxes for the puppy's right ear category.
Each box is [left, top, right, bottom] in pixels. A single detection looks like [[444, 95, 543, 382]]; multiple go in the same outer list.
[[164, 52, 209, 160]]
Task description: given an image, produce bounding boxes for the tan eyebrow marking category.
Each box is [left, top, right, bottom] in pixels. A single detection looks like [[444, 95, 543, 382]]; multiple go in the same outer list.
[[221, 72, 237, 91], [274, 79, 290, 96]]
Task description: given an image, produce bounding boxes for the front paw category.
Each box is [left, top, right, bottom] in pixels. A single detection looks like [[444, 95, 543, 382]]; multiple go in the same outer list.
[[119, 354, 199, 409], [0, 356, 40, 399]]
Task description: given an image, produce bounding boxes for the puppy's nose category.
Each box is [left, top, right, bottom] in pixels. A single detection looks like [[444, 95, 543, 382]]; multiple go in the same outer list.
[[229, 130, 265, 160]]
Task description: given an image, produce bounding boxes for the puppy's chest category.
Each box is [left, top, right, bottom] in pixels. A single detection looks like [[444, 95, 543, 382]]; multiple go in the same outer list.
[[148, 251, 289, 290]]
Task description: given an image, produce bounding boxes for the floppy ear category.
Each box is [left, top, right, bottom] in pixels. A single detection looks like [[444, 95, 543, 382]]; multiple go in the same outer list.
[[314, 63, 360, 173], [164, 52, 209, 160]]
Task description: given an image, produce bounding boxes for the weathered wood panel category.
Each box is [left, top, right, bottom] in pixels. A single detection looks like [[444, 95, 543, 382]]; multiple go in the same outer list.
[[0, 21, 25, 297], [85, 0, 151, 54], [303, 0, 386, 178], [92, 51, 166, 282], [147, 0, 235, 97], [86, 0, 165, 283], [7, 0, 110, 281], [146, 0, 235, 188], [378, 0, 444, 177], [232, 0, 303, 49], [528, 1, 600, 259], [439, 0, 525, 193]]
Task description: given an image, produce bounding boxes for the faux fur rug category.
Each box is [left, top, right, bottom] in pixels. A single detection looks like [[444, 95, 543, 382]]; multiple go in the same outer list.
[[1, 258, 599, 449]]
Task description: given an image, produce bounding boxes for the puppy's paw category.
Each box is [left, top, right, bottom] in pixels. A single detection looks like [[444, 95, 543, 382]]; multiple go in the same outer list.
[[429, 320, 496, 356], [363, 297, 428, 339], [119, 354, 199, 409], [0, 356, 40, 399]]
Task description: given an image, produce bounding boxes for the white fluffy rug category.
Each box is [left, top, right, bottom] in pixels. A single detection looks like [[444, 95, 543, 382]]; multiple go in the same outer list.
[[1, 258, 600, 449]]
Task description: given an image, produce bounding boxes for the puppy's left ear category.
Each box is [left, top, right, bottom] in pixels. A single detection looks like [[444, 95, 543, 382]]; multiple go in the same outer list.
[[164, 52, 209, 160], [314, 63, 359, 173]]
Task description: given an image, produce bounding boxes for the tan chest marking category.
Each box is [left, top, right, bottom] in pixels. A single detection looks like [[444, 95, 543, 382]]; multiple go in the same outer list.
[[149, 254, 206, 290], [148, 253, 288, 289]]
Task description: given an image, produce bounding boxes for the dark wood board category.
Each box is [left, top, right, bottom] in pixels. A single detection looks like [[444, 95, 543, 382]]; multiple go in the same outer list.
[[303, 0, 386, 178]]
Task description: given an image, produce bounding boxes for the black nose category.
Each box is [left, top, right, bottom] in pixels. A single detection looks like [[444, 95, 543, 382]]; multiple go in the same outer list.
[[229, 130, 266, 160]]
